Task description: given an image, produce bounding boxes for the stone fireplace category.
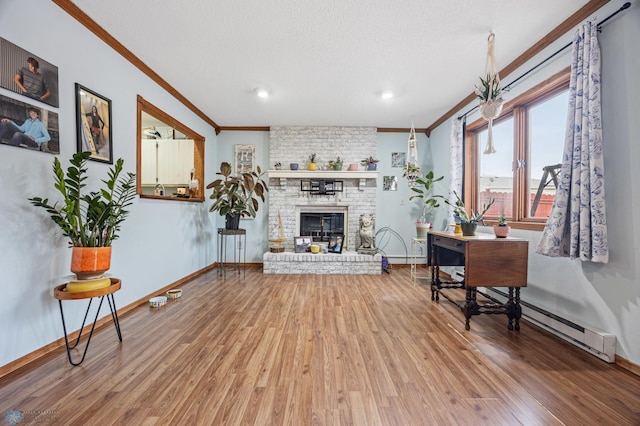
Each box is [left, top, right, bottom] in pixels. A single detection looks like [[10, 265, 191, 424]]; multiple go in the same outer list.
[[263, 126, 381, 274], [266, 126, 378, 251]]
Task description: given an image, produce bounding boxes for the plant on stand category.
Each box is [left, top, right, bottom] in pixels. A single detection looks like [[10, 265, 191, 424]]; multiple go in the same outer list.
[[444, 190, 495, 236], [206, 161, 269, 229], [409, 170, 444, 238], [29, 151, 136, 281]]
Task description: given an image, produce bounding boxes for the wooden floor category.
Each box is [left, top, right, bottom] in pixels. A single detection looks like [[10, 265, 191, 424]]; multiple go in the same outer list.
[[1, 268, 639, 425]]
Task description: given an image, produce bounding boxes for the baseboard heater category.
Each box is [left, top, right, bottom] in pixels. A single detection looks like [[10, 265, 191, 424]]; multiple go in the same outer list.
[[477, 286, 616, 363]]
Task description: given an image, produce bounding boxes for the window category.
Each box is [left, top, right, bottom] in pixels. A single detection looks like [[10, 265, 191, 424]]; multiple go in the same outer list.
[[465, 68, 570, 230]]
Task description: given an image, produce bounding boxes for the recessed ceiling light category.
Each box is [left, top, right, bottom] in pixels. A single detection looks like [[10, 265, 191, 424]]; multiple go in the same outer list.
[[254, 87, 269, 98], [380, 90, 394, 100]]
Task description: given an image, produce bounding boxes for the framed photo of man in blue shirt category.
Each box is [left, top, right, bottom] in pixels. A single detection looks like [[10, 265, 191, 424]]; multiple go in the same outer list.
[[0, 94, 59, 154]]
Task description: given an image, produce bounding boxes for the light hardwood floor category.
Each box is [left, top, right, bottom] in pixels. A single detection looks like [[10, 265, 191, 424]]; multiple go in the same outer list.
[[1, 267, 639, 425]]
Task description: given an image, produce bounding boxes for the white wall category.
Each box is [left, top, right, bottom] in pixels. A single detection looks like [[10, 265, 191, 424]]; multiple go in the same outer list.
[[0, 0, 218, 367], [428, 1, 640, 365]]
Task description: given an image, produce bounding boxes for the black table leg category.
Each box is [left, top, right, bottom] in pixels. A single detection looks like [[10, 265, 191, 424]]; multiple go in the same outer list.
[[506, 287, 522, 331], [463, 288, 479, 331], [58, 294, 122, 366]]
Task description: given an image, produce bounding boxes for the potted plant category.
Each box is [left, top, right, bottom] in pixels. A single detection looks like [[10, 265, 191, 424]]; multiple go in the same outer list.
[[274, 161, 282, 170], [307, 153, 317, 171], [409, 171, 444, 238], [361, 156, 379, 171], [402, 162, 422, 184], [475, 72, 504, 154], [29, 151, 136, 280], [494, 213, 510, 238], [444, 190, 495, 236], [334, 156, 343, 171], [206, 161, 269, 229]]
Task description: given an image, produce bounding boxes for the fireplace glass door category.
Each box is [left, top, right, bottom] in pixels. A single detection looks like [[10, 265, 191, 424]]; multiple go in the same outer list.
[[300, 212, 344, 242]]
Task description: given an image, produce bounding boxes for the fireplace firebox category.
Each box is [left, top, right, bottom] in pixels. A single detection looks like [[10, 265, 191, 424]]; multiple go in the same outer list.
[[299, 212, 345, 242]]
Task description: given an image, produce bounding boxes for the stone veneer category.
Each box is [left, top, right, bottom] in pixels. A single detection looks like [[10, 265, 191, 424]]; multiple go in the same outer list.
[[263, 251, 382, 275], [265, 127, 379, 274], [268, 126, 377, 251]]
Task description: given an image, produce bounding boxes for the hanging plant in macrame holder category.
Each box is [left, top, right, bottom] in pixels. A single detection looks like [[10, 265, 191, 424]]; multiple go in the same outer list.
[[475, 33, 504, 154], [403, 121, 422, 186]]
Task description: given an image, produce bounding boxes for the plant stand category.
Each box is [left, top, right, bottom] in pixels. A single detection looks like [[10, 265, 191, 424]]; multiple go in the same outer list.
[[53, 278, 122, 366], [217, 228, 246, 279], [410, 237, 429, 286]]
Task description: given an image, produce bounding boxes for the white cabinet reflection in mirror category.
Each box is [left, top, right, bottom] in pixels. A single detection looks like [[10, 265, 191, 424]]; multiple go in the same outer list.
[[141, 138, 195, 186]]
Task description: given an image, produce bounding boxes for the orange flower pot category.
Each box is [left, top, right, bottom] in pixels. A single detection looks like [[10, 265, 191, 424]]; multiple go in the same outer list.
[[71, 247, 112, 280]]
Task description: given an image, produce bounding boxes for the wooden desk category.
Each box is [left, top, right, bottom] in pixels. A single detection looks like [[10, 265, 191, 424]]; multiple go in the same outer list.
[[54, 278, 122, 366], [427, 231, 528, 330]]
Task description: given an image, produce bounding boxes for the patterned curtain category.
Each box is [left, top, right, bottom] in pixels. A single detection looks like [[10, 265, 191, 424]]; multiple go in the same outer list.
[[448, 118, 464, 222], [536, 20, 608, 263]]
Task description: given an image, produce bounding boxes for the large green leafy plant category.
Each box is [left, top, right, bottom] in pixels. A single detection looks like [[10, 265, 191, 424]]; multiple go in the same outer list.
[[207, 161, 269, 218], [409, 171, 444, 223], [29, 151, 136, 247]]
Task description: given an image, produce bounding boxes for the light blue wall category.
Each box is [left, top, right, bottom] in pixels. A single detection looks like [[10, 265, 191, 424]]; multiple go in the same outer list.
[[214, 131, 271, 261], [0, 0, 218, 367], [427, 1, 640, 364]]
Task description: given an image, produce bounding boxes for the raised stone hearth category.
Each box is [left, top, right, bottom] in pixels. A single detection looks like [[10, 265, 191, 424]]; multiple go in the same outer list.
[[263, 251, 382, 274]]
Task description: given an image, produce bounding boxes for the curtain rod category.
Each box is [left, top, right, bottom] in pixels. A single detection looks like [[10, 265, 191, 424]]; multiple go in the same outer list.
[[457, 2, 631, 120]]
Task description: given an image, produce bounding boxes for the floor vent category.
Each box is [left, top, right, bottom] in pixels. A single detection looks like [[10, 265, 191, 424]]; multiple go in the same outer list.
[[480, 287, 616, 363]]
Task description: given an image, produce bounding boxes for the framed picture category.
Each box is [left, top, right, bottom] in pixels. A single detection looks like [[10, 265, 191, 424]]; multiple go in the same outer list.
[[234, 144, 255, 175], [383, 176, 398, 191], [75, 83, 112, 164], [294, 236, 312, 253], [391, 152, 406, 167], [0, 37, 60, 108], [0, 93, 59, 154], [328, 233, 344, 254]]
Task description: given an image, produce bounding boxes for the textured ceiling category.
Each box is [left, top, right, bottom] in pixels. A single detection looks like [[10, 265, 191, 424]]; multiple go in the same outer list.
[[69, 0, 593, 129]]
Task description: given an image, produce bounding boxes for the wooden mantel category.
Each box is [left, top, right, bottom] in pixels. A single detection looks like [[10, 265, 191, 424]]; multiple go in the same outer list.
[[267, 170, 378, 190]]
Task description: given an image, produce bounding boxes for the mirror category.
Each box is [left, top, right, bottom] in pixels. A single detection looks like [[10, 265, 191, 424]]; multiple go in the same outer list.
[[136, 96, 205, 201]]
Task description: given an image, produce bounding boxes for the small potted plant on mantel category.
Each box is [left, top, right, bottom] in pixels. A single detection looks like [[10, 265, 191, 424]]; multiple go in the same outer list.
[[307, 153, 317, 171], [409, 171, 444, 238], [29, 151, 136, 282], [494, 213, 510, 238], [206, 161, 269, 230], [333, 156, 343, 171], [361, 156, 379, 171], [445, 190, 495, 236]]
